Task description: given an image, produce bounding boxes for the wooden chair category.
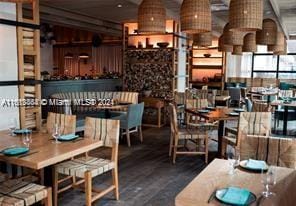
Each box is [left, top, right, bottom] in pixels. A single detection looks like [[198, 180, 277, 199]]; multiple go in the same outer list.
[[46, 112, 76, 134], [174, 92, 186, 124], [53, 117, 120, 206], [252, 100, 271, 112], [222, 112, 272, 158], [0, 177, 52, 206], [185, 99, 208, 124], [169, 103, 216, 164]]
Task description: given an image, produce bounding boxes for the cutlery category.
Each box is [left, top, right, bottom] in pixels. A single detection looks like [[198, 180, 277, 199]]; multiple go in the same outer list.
[[18, 151, 39, 158], [256, 195, 264, 206], [207, 189, 217, 203]]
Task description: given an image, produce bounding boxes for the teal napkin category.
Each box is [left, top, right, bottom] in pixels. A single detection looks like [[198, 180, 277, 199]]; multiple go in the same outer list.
[[3, 147, 29, 156], [246, 159, 267, 170], [222, 187, 250, 205], [14, 129, 32, 134], [58, 134, 79, 141]]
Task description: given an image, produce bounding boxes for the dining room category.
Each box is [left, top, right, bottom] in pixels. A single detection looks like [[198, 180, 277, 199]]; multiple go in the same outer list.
[[0, 0, 296, 206]]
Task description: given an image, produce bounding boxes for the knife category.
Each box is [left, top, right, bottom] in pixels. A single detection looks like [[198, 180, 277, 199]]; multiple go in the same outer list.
[[207, 190, 217, 203], [18, 151, 39, 158]]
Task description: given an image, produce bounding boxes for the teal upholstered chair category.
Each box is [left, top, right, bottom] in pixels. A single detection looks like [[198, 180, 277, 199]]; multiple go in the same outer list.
[[112, 102, 144, 147]]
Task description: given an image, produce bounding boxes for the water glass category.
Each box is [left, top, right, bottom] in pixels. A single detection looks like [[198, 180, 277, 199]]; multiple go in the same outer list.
[[52, 124, 61, 144], [261, 166, 277, 197], [228, 150, 240, 175], [22, 130, 32, 148], [9, 118, 17, 136]]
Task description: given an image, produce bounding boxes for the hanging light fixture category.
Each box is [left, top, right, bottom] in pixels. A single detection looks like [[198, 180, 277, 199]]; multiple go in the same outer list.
[[232, 45, 243, 55], [267, 32, 285, 53], [79, 53, 89, 59], [256, 19, 277, 45], [229, 0, 263, 31], [243, 33, 257, 52], [138, 0, 166, 34], [64, 52, 74, 59], [273, 40, 287, 55], [223, 23, 244, 46], [218, 35, 233, 52], [180, 0, 211, 34], [193, 32, 212, 47]]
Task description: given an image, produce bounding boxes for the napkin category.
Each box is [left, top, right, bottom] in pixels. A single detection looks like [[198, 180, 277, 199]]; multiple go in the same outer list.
[[3, 147, 29, 156], [222, 187, 250, 205], [14, 129, 32, 134], [58, 134, 79, 140], [246, 159, 267, 170]]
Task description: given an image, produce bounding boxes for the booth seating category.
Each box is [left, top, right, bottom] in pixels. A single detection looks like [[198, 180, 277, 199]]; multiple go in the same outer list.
[[49, 92, 138, 131]]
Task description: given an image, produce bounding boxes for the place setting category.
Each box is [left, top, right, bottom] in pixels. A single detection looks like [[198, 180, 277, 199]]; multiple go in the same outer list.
[[51, 124, 81, 144]]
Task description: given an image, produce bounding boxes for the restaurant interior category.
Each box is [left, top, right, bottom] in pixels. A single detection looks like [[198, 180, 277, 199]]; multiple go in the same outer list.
[[0, 0, 295, 205]]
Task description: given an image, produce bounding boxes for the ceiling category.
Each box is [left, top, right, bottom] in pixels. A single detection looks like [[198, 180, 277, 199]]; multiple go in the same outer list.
[[39, 0, 296, 39]]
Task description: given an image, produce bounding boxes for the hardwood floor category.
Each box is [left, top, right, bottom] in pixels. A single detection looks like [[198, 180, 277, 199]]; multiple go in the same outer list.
[[58, 126, 218, 206]]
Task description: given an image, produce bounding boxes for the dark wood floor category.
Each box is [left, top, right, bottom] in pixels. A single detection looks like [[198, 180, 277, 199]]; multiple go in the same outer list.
[[58, 126, 220, 206]]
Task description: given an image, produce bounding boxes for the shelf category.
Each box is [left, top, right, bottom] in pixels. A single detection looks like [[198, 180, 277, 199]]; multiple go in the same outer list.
[[126, 47, 175, 51], [192, 57, 222, 59], [192, 65, 223, 69], [128, 32, 177, 37], [24, 50, 37, 56]]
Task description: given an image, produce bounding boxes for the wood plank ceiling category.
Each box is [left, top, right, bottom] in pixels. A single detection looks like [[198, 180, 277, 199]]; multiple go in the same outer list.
[[39, 0, 296, 39]]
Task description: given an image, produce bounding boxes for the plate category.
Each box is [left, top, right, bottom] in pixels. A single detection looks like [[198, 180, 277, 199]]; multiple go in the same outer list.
[[228, 112, 240, 116], [234, 108, 245, 112], [198, 110, 210, 113], [2, 147, 29, 156], [239, 160, 268, 172], [215, 187, 256, 206], [13, 129, 32, 135], [58, 134, 79, 141]]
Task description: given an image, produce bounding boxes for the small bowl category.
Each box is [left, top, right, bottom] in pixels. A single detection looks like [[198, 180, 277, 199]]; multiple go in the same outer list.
[[157, 42, 169, 48]]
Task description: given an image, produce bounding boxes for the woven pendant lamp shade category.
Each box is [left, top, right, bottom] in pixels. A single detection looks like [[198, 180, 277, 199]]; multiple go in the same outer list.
[[223, 23, 244, 46], [138, 0, 166, 34], [232, 45, 243, 55], [274, 40, 287, 55], [243, 33, 257, 52], [218, 35, 233, 52], [193, 32, 212, 47], [180, 0, 211, 34], [256, 19, 277, 45], [267, 32, 285, 52], [229, 0, 263, 31]]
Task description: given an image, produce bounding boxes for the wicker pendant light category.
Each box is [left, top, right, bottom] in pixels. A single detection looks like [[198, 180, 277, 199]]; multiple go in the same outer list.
[[232, 45, 243, 55], [274, 40, 287, 55], [223, 23, 244, 46], [267, 32, 284, 52], [229, 0, 263, 31], [138, 0, 166, 34], [193, 32, 212, 47], [218, 35, 233, 52], [243, 33, 257, 52], [180, 0, 211, 34], [256, 19, 277, 45]]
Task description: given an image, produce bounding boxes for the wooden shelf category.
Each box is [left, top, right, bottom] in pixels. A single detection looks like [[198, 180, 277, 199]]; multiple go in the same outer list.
[[192, 65, 223, 69], [192, 57, 222, 59], [126, 47, 175, 51], [128, 32, 177, 37], [24, 50, 37, 56]]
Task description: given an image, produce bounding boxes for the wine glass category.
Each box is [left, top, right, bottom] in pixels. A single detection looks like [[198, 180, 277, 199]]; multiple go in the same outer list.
[[228, 149, 240, 175], [261, 166, 277, 197], [52, 124, 61, 144], [9, 118, 17, 136], [22, 130, 32, 148]]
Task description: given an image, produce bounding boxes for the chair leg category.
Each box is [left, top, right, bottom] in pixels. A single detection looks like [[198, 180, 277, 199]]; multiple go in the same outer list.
[[112, 167, 119, 200], [126, 129, 131, 147], [85, 171, 92, 206], [205, 137, 209, 164], [173, 137, 178, 164], [45, 187, 52, 206], [169, 132, 173, 157], [221, 138, 228, 159], [52, 167, 58, 206], [138, 126, 143, 143]]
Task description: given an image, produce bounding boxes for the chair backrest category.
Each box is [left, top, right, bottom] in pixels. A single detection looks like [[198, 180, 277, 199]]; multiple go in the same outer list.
[[186, 99, 208, 109], [279, 90, 294, 98], [245, 98, 253, 112], [126, 102, 144, 128], [169, 103, 178, 135], [252, 100, 270, 112], [46, 112, 76, 135], [228, 87, 241, 101], [237, 112, 271, 146], [240, 135, 296, 169], [84, 117, 120, 148], [174, 92, 185, 106]]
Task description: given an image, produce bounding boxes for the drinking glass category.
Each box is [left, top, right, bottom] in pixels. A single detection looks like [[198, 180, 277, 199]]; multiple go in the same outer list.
[[9, 118, 17, 136], [52, 124, 61, 144], [22, 130, 32, 148], [261, 166, 277, 197], [228, 149, 240, 175]]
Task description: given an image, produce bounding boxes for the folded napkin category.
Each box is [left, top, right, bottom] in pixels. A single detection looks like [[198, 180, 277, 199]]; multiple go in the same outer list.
[[246, 159, 267, 170], [222, 187, 250, 205], [3, 147, 29, 156], [58, 134, 79, 140], [14, 129, 32, 134]]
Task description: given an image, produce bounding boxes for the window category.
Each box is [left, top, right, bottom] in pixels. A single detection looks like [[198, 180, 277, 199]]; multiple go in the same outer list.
[[253, 55, 277, 71]]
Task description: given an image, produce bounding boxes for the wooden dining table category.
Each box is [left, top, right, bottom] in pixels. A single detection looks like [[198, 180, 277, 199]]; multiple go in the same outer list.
[[185, 107, 239, 157], [0, 130, 103, 170], [176, 159, 296, 206]]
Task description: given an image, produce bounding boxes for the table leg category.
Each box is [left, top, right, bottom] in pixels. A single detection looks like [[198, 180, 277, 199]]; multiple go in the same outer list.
[[218, 120, 225, 158], [283, 106, 288, 136], [158, 107, 161, 128]]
